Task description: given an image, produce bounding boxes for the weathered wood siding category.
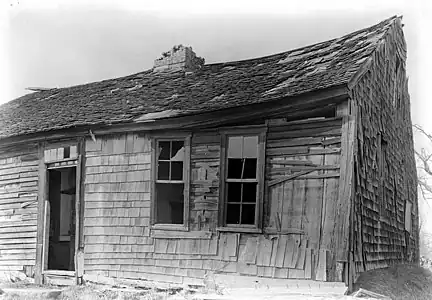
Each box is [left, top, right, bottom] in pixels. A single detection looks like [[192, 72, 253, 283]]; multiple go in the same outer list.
[[265, 117, 342, 280], [83, 133, 155, 280], [0, 144, 39, 275], [349, 18, 418, 277], [82, 118, 343, 284]]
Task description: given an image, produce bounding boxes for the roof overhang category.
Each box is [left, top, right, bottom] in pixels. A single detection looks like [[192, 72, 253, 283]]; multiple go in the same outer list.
[[0, 85, 349, 149]]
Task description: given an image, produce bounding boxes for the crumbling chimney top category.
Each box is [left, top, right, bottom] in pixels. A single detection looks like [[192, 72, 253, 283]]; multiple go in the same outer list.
[[153, 45, 205, 72]]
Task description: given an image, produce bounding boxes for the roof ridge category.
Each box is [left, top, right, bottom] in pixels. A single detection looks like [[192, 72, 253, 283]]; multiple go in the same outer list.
[[346, 15, 400, 88], [203, 15, 399, 68]]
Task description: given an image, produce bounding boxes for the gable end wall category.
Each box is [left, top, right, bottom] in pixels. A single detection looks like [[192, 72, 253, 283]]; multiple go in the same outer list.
[[349, 19, 419, 277]]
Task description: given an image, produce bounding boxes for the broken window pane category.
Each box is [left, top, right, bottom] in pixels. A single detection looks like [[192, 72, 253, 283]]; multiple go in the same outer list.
[[226, 204, 240, 224], [243, 136, 258, 158], [155, 183, 184, 224], [171, 161, 183, 180], [158, 161, 170, 180], [227, 182, 242, 203], [243, 158, 257, 179], [158, 141, 171, 160], [171, 141, 184, 160], [228, 136, 243, 158], [241, 204, 256, 225], [242, 183, 257, 203], [227, 158, 243, 179]]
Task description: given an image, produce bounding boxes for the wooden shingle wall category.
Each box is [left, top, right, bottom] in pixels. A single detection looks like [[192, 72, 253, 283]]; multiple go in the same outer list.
[[0, 144, 39, 275], [83, 133, 156, 280], [349, 19, 418, 277]]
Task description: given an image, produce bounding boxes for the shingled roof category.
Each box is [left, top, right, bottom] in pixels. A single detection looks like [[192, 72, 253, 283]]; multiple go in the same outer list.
[[0, 16, 401, 139]]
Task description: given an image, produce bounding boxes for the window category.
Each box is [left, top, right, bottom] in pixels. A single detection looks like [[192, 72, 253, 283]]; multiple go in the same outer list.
[[152, 136, 190, 229], [220, 130, 265, 230]]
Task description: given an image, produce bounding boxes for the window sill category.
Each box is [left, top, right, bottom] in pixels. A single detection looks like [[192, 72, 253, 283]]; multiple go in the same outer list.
[[216, 227, 262, 234], [151, 229, 212, 239], [151, 224, 189, 232]]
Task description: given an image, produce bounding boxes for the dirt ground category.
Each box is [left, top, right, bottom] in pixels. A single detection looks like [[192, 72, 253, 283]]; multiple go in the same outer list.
[[1, 264, 431, 300]]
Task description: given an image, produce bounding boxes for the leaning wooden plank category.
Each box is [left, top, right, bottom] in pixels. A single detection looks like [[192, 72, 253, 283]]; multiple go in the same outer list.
[[270, 159, 314, 166], [239, 236, 259, 264], [268, 170, 314, 187], [283, 178, 304, 231], [283, 236, 296, 268], [297, 173, 340, 179], [274, 235, 287, 268], [267, 147, 309, 157], [315, 249, 328, 281], [295, 239, 307, 270], [269, 237, 279, 267], [256, 236, 273, 266], [267, 137, 323, 148], [304, 248, 312, 279], [289, 236, 301, 268], [335, 109, 356, 262]]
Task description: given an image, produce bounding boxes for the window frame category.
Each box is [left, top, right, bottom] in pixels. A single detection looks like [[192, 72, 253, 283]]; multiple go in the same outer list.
[[150, 133, 191, 231], [218, 127, 267, 232]]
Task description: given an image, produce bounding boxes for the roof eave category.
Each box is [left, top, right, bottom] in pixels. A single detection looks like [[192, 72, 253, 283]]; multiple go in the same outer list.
[[0, 84, 349, 149]]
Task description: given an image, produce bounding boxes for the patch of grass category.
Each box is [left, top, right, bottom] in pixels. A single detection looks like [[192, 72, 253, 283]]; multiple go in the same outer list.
[[352, 264, 432, 300]]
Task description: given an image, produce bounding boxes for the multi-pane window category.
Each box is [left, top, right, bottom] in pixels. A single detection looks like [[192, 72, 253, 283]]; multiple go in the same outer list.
[[225, 135, 259, 226], [155, 140, 185, 224]]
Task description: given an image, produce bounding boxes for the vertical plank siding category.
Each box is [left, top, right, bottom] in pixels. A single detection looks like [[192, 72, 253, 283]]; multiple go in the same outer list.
[[349, 19, 418, 280], [0, 144, 39, 274], [265, 118, 342, 280]]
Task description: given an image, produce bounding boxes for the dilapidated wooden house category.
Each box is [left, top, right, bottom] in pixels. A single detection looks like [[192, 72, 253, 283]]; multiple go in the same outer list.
[[0, 16, 418, 289]]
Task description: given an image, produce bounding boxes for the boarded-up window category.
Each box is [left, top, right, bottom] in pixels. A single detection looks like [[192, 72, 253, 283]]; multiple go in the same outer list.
[[154, 140, 186, 225], [223, 135, 262, 227], [405, 201, 412, 233]]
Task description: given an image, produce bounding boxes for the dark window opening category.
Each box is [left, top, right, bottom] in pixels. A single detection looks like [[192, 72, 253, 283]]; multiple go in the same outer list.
[[63, 146, 70, 159], [155, 183, 184, 224], [225, 135, 258, 226], [155, 140, 185, 224]]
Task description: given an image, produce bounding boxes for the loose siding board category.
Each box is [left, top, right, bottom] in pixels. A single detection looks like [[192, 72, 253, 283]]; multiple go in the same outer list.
[[0, 144, 39, 273]]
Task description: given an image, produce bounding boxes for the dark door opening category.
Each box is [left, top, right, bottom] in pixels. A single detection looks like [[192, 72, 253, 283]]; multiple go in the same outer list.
[[47, 167, 76, 271]]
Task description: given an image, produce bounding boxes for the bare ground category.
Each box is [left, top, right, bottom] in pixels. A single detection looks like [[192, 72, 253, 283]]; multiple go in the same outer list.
[[1, 265, 432, 299]]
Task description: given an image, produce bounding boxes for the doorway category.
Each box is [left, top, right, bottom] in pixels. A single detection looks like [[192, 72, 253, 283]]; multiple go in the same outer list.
[[47, 167, 76, 271]]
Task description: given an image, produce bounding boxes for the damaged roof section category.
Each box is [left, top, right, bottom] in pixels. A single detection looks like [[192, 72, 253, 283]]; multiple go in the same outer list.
[[0, 16, 399, 139]]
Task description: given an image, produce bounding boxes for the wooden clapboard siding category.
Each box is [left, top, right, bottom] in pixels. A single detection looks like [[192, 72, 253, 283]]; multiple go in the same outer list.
[[347, 18, 418, 286], [0, 144, 39, 273]]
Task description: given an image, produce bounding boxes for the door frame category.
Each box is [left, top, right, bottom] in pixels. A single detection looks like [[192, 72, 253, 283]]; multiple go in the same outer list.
[[35, 140, 84, 284]]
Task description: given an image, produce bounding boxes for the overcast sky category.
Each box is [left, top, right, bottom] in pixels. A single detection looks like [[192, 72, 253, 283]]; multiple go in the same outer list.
[[2, 1, 430, 126], [1, 0, 432, 233]]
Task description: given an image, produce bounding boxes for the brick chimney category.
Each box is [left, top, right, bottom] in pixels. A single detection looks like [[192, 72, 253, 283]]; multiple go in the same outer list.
[[153, 45, 205, 72]]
